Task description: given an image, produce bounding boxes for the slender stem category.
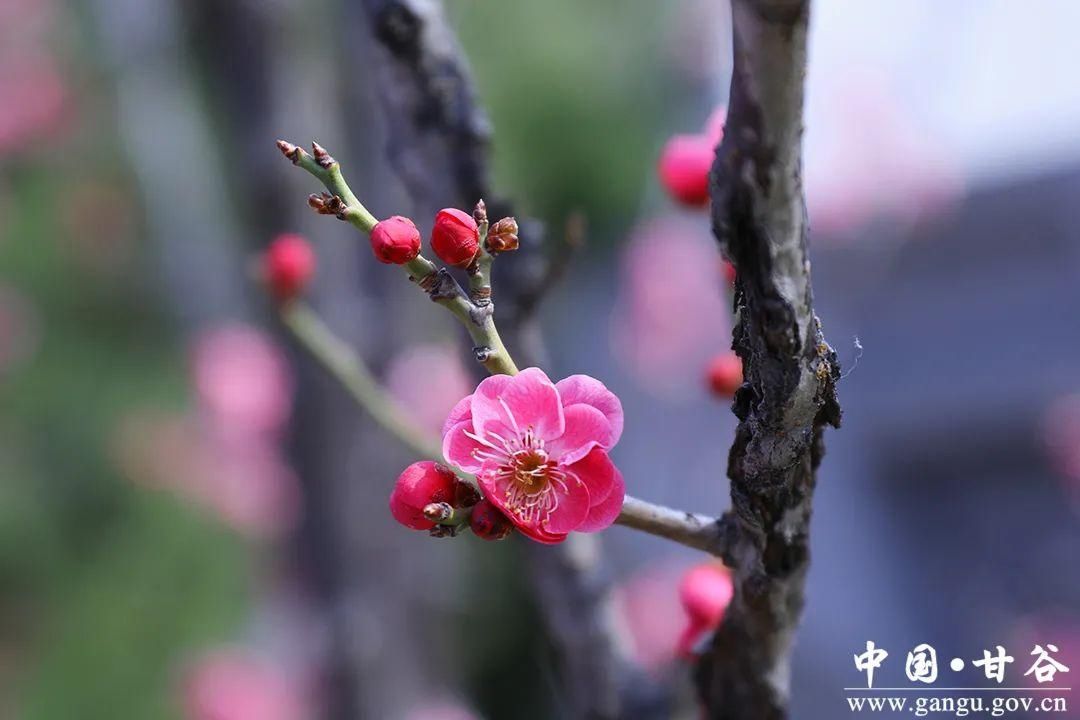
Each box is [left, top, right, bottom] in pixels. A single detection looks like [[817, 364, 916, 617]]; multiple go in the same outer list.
[[288, 144, 378, 232], [279, 141, 518, 377], [281, 301, 444, 463], [279, 300, 723, 555], [617, 496, 726, 555]]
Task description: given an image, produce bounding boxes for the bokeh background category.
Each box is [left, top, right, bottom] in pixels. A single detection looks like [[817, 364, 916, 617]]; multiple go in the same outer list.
[[1, 0, 1078, 718]]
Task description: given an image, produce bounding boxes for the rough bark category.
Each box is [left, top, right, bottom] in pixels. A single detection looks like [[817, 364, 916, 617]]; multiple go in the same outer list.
[[696, 1, 841, 718]]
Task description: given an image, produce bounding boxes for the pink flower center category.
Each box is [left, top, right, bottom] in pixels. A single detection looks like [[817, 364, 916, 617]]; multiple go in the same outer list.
[[466, 401, 570, 526]]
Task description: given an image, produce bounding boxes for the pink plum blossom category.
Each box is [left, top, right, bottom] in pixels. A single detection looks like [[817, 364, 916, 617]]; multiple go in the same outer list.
[[611, 216, 732, 398], [805, 74, 963, 239], [385, 342, 472, 435], [610, 563, 689, 675], [182, 648, 306, 720], [0, 55, 69, 156], [191, 324, 294, 442], [110, 410, 301, 540], [442, 368, 625, 544]]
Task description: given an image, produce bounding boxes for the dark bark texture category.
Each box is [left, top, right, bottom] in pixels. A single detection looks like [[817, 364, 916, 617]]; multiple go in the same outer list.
[[696, 1, 841, 718]]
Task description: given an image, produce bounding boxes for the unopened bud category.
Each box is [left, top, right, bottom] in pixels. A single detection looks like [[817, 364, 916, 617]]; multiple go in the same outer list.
[[389, 461, 458, 531], [422, 501, 454, 523], [307, 193, 334, 215], [472, 199, 488, 227], [706, 352, 743, 398], [310, 141, 336, 169], [262, 233, 316, 302], [276, 139, 304, 164], [469, 499, 513, 541], [486, 217, 519, 253], [431, 208, 480, 267]]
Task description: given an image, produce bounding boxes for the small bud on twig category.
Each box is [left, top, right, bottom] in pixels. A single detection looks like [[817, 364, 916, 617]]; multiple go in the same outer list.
[[276, 139, 305, 165], [472, 199, 488, 227], [307, 192, 334, 215], [307, 192, 353, 222], [423, 501, 454, 523], [311, 141, 337, 170], [486, 217, 519, 253]]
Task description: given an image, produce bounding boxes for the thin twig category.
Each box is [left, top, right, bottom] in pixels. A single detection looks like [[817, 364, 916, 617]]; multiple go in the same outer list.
[[278, 299, 725, 556], [276, 141, 518, 376], [281, 301, 444, 463], [617, 496, 727, 556]]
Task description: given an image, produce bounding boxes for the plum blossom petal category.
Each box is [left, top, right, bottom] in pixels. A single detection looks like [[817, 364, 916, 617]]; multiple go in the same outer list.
[[547, 403, 612, 466], [541, 475, 591, 535], [556, 374, 624, 447], [568, 448, 625, 532], [442, 421, 485, 474], [442, 394, 473, 436], [472, 367, 564, 441]]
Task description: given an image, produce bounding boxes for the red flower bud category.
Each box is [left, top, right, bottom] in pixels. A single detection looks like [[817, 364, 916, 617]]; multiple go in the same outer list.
[[263, 233, 315, 301], [706, 352, 742, 398], [469, 499, 513, 541], [430, 208, 480, 267], [677, 563, 733, 657], [389, 461, 458, 530], [658, 134, 714, 207], [722, 260, 737, 286], [370, 216, 421, 265]]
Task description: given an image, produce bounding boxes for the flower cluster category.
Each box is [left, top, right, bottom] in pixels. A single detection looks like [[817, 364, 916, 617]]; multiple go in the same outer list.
[[389, 368, 625, 544]]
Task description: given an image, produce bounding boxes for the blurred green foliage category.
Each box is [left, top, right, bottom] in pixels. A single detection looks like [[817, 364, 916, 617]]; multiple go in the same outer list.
[[450, 0, 694, 237], [0, 164, 251, 719]]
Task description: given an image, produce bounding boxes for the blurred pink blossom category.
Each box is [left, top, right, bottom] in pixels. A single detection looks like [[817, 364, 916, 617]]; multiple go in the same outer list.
[[677, 562, 733, 657], [610, 216, 731, 399], [610, 562, 689, 676], [182, 648, 307, 720], [112, 324, 301, 539], [402, 700, 481, 720], [0, 55, 70, 157], [191, 324, 294, 442], [1041, 394, 1080, 510], [806, 74, 963, 239], [385, 342, 471, 435], [0, 0, 56, 46], [111, 410, 301, 540]]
